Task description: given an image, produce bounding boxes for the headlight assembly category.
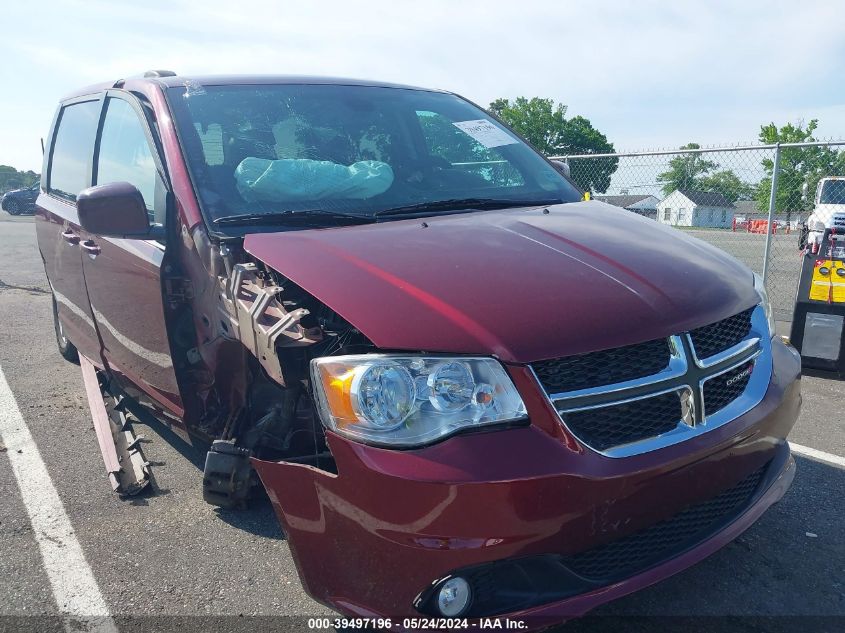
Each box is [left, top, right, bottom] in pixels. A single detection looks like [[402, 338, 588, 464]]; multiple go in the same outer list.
[[310, 355, 527, 447], [753, 272, 776, 337]]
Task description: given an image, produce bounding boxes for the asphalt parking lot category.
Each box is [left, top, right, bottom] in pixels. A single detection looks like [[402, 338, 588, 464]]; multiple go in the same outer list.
[[0, 214, 843, 633]]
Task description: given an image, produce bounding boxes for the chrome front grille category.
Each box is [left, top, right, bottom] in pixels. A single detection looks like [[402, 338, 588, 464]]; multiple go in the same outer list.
[[560, 388, 690, 452], [532, 338, 670, 394], [689, 308, 753, 360], [532, 306, 771, 457], [702, 360, 755, 416]]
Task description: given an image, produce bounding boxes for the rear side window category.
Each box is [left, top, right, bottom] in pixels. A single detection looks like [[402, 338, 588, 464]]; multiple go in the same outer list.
[[49, 100, 100, 201], [95, 97, 165, 225]]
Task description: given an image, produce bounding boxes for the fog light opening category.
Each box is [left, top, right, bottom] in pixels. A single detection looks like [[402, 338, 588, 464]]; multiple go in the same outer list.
[[437, 577, 472, 617]]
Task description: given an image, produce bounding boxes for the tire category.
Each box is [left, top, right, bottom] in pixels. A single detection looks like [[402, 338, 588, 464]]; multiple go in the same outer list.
[[52, 294, 79, 363], [6, 200, 20, 215]]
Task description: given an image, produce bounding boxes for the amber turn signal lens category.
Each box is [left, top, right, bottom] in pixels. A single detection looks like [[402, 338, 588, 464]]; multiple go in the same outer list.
[[315, 366, 357, 426]]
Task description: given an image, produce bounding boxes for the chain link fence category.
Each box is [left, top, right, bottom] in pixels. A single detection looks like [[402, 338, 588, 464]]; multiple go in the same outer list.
[[551, 141, 845, 328]]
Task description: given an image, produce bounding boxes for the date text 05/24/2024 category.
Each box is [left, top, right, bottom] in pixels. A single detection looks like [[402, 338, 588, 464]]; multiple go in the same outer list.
[[307, 618, 529, 630]]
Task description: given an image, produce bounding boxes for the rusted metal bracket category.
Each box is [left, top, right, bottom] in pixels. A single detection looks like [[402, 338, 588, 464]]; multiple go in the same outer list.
[[79, 355, 151, 496], [108, 398, 151, 497], [226, 263, 322, 386], [80, 355, 121, 491]]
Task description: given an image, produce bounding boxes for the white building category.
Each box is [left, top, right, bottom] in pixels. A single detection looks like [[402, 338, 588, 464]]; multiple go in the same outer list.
[[656, 189, 734, 228], [595, 194, 659, 219]]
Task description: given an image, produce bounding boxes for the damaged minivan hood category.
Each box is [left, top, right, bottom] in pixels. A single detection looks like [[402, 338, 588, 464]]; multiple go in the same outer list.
[[243, 201, 758, 364]]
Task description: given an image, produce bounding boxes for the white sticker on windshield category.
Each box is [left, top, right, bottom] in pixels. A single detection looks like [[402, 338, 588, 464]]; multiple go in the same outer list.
[[452, 119, 518, 148]]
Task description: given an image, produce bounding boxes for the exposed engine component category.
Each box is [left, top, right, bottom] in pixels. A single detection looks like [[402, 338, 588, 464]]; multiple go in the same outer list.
[[241, 382, 308, 452], [202, 439, 253, 508]]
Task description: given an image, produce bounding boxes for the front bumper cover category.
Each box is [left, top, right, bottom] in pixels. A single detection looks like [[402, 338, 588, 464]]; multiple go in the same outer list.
[[251, 338, 801, 624], [412, 447, 794, 622]]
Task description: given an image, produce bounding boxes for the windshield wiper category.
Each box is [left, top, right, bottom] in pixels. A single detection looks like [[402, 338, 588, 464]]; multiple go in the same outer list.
[[213, 198, 564, 226], [212, 210, 376, 227], [374, 197, 563, 218]]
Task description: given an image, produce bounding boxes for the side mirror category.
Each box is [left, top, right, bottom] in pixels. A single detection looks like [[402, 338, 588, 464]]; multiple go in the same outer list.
[[77, 182, 153, 238], [550, 158, 584, 196], [550, 159, 571, 178]]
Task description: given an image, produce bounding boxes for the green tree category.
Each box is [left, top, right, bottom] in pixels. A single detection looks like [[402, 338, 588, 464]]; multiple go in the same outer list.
[[657, 143, 753, 203], [488, 97, 617, 192], [657, 143, 718, 195], [754, 119, 845, 217], [698, 170, 754, 203], [0, 165, 39, 192]]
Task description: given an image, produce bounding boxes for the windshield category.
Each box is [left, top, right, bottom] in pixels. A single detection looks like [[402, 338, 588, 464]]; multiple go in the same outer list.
[[165, 83, 581, 227], [819, 179, 845, 205]]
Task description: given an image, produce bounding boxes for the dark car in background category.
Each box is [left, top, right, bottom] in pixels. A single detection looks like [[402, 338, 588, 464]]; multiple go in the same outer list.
[[2, 180, 40, 215], [35, 72, 801, 626]]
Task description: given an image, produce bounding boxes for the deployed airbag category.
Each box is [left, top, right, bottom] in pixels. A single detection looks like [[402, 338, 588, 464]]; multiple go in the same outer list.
[[235, 157, 394, 203]]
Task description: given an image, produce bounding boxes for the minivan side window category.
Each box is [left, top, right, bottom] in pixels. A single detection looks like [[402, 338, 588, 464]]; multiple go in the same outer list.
[[49, 100, 101, 201], [96, 97, 166, 226]]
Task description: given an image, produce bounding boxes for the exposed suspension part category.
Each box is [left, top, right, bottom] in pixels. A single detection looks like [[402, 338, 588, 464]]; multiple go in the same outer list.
[[223, 263, 323, 386]]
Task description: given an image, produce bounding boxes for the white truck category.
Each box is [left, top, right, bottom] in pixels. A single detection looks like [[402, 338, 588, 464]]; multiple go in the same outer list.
[[806, 176, 845, 249]]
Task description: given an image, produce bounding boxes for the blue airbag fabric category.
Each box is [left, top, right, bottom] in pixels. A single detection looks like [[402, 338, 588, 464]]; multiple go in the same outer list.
[[235, 157, 394, 202]]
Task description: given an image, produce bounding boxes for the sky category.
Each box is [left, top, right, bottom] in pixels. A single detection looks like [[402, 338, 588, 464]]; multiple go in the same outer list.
[[1, 0, 844, 173]]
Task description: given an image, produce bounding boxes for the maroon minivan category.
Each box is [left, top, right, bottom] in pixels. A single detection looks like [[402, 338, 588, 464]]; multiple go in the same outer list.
[[36, 71, 801, 625]]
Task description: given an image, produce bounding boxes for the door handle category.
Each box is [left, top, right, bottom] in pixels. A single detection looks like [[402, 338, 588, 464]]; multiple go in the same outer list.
[[81, 240, 101, 256], [61, 229, 80, 245]]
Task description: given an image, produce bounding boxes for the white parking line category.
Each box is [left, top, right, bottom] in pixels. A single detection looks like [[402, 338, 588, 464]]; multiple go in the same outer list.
[[790, 441, 845, 468], [0, 363, 117, 633]]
